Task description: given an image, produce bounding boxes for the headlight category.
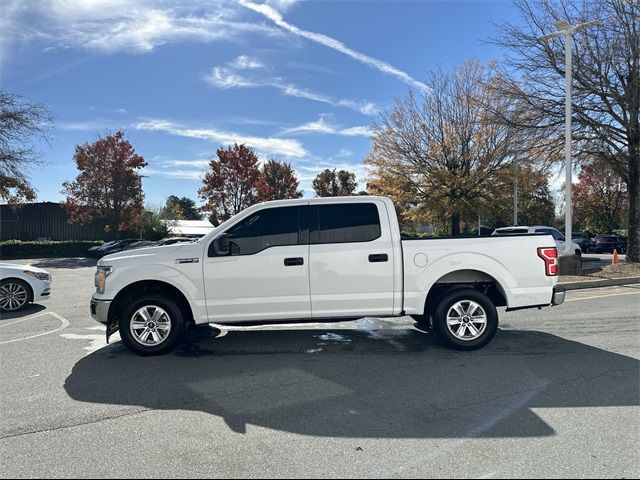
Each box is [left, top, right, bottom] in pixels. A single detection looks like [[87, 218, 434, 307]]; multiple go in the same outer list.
[[24, 271, 51, 282], [95, 266, 113, 294]]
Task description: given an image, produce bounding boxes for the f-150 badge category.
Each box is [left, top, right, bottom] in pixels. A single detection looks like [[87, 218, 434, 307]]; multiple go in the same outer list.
[[175, 258, 200, 264]]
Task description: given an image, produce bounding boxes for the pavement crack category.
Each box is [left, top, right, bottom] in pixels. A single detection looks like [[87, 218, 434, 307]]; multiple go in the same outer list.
[[0, 408, 152, 441]]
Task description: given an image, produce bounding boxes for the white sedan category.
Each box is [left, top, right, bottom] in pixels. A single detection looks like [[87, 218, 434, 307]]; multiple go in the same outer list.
[[0, 263, 52, 312]]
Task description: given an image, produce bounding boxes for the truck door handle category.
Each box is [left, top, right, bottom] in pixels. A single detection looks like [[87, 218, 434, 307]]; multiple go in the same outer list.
[[368, 254, 388, 263], [284, 257, 304, 266]]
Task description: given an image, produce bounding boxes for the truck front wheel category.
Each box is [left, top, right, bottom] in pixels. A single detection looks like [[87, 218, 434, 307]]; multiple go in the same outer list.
[[119, 294, 186, 356], [432, 289, 498, 350]]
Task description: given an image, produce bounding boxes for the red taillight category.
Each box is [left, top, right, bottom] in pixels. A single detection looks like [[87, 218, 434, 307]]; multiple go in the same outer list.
[[538, 247, 559, 276]]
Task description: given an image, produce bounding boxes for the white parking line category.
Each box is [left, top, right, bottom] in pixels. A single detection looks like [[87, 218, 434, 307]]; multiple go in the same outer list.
[[566, 291, 640, 302], [0, 312, 70, 345]]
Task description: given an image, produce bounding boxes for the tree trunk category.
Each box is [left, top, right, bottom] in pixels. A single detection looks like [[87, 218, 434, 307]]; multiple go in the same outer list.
[[627, 146, 640, 263], [451, 212, 461, 236]]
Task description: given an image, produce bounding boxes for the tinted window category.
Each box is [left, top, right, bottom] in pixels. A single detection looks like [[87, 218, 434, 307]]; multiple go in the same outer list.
[[493, 228, 528, 235], [223, 206, 301, 255], [310, 203, 381, 244], [535, 228, 563, 241]]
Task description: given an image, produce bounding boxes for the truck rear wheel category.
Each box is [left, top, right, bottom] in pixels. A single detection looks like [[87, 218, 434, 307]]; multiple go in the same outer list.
[[119, 294, 186, 356], [432, 288, 498, 350]]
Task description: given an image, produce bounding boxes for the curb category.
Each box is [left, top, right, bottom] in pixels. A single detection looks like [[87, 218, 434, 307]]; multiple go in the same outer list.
[[560, 276, 640, 291]]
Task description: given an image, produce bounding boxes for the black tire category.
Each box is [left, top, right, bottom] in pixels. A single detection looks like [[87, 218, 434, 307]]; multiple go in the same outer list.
[[119, 294, 186, 356], [0, 278, 33, 312], [432, 289, 498, 350]]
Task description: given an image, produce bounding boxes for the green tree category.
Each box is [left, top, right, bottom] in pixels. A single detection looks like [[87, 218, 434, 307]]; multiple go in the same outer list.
[[139, 204, 174, 241], [163, 195, 201, 220]]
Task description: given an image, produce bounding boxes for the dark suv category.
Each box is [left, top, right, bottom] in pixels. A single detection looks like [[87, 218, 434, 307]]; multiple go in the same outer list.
[[593, 235, 626, 254]]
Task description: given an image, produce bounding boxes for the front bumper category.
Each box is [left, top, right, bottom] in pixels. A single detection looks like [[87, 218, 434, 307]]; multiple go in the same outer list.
[[90, 296, 112, 324], [552, 285, 566, 306]]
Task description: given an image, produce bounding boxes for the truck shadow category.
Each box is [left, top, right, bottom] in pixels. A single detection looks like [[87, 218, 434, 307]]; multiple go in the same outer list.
[[64, 326, 639, 439]]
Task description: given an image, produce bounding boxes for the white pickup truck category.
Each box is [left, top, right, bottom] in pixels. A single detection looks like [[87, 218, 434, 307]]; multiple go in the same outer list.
[[91, 196, 565, 355]]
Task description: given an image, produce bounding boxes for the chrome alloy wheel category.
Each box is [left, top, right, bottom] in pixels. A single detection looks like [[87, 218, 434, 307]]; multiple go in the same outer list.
[[446, 300, 487, 341], [130, 305, 172, 346], [0, 282, 29, 311]]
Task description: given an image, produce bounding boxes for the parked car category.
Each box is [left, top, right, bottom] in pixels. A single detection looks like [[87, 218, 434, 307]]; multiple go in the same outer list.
[[156, 237, 196, 246], [124, 240, 157, 250], [91, 196, 565, 356], [87, 241, 117, 257], [593, 234, 626, 254], [572, 232, 591, 251], [492, 226, 582, 257], [0, 263, 52, 312], [89, 239, 144, 258]]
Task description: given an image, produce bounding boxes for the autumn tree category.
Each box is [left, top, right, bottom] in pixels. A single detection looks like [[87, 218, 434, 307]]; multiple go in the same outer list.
[[312, 168, 357, 197], [0, 91, 52, 204], [199, 144, 262, 222], [62, 131, 147, 237], [486, 165, 555, 227], [163, 195, 201, 220], [573, 157, 628, 233], [366, 60, 527, 235], [259, 160, 303, 201], [491, 0, 640, 260]]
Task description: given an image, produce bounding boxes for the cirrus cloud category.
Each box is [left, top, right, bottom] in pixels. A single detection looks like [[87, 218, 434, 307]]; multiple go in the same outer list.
[[133, 118, 308, 158]]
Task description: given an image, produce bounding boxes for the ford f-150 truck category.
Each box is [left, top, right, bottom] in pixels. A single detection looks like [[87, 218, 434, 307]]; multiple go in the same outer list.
[[91, 196, 565, 355]]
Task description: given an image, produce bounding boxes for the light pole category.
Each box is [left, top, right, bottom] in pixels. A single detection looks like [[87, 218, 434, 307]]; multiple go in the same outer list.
[[540, 19, 599, 253], [513, 156, 518, 226], [138, 174, 149, 239]]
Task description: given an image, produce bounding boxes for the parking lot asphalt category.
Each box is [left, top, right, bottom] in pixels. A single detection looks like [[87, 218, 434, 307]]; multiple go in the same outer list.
[[1, 258, 639, 478]]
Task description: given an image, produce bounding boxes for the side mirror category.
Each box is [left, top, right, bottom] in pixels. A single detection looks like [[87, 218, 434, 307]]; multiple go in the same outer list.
[[213, 233, 230, 256]]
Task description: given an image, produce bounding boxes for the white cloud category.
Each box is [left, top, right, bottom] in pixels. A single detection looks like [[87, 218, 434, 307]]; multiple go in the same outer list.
[[231, 55, 264, 70], [208, 66, 257, 89], [265, 0, 299, 12], [1, 0, 282, 61], [337, 148, 353, 158], [133, 118, 307, 158], [57, 119, 116, 131], [161, 159, 211, 168], [143, 167, 204, 181], [240, 0, 428, 91], [280, 115, 372, 137], [205, 68, 379, 116]]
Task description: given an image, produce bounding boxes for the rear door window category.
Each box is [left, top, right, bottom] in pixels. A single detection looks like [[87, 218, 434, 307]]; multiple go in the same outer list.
[[309, 203, 381, 244]]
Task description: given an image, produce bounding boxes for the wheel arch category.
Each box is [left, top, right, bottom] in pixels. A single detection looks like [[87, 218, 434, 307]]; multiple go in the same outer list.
[[109, 280, 194, 326], [423, 269, 508, 316]]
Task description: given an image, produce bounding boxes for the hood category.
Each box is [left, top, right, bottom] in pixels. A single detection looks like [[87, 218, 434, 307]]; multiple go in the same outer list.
[[0, 262, 50, 275], [97, 242, 201, 266]]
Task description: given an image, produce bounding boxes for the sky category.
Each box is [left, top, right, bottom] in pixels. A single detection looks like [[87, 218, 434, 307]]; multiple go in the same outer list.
[[1, 0, 524, 206]]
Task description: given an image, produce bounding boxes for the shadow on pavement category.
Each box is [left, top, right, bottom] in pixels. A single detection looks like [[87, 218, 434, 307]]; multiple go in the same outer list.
[[64, 327, 640, 439], [29, 257, 97, 269], [0, 303, 46, 321]]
